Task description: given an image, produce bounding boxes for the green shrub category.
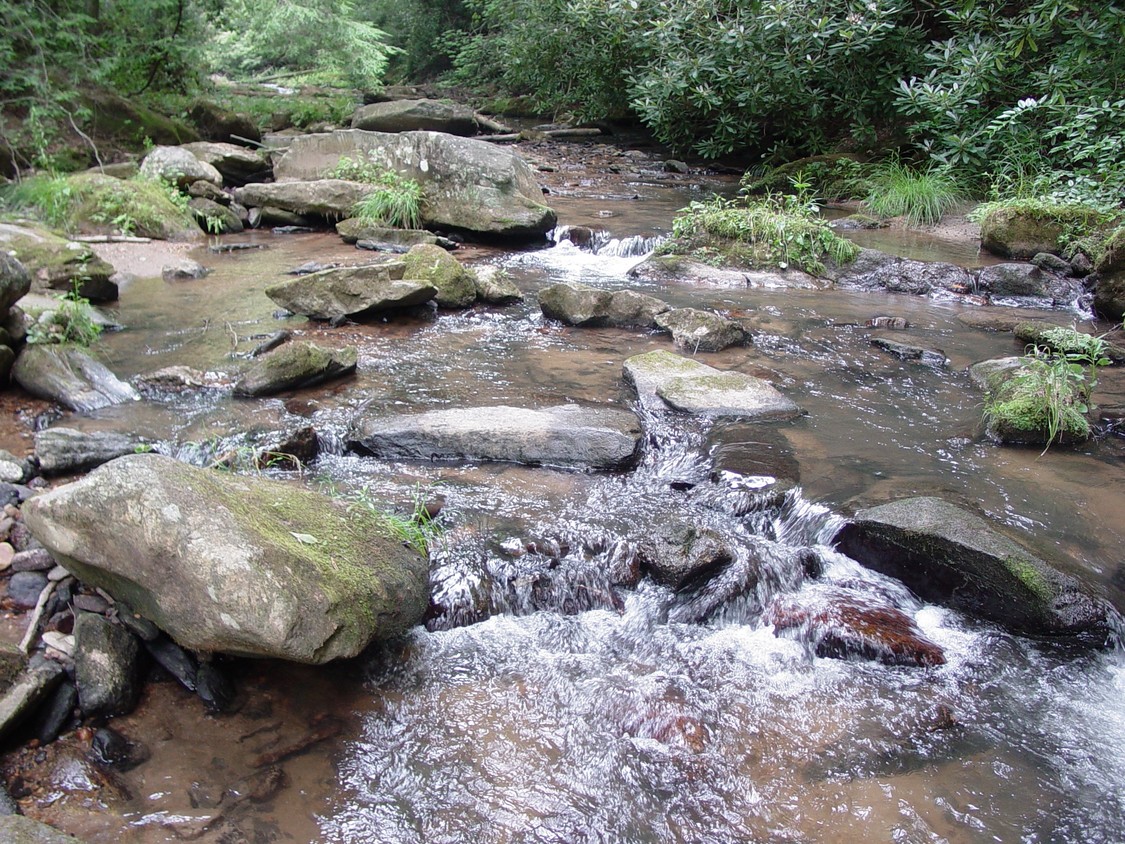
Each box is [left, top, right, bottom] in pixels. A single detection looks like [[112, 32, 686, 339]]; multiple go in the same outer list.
[[348, 168, 425, 230], [863, 161, 964, 226], [664, 194, 858, 276], [26, 283, 102, 347], [1, 174, 76, 229]]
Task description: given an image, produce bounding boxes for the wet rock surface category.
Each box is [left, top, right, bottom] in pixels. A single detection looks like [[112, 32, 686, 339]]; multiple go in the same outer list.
[[654, 308, 750, 352], [233, 340, 358, 397], [264, 261, 435, 319], [12, 345, 140, 412]]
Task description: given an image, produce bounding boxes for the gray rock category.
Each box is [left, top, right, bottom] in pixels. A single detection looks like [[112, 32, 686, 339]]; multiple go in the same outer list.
[[663, 159, 690, 174], [11, 548, 54, 571], [188, 197, 244, 234], [187, 179, 228, 203], [271, 129, 555, 239], [0, 449, 29, 484], [352, 99, 479, 135], [73, 612, 141, 718], [834, 496, 1115, 642], [628, 254, 815, 289], [538, 283, 612, 326], [264, 261, 436, 320], [0, 345, 13, 381], [180, 141, 271, 185], [623, 350, 800, 420], [654, 308, 750, 352], [870, 337, 949, 367], [402, 243, 477, 308], [250, 205, 314, 228], [336, 218, 438, 246], [12, 345, 140, 412], [139, 145, 222, 189], [35, 427, 143, 475], [0, 251, 31, 313], [0, 814, 86, 843], [349, 404, 642, 471], [974, 263, 1048, 297], [161, 258, 210, 281], [0, 660, 64, 743], [1031, 252, 1073, 275], [0, 223, 117, 302], [638, 520, 735, 591], [7, 570, 48, 608], [833, 248, 973, 295], [604, 290, 670, 328], [18, 292, 121, 331], [236, 179, 376, 220], [1094, 227, 1125, 321], [473, 266, 523, 304], [22, 453, 430, 663], [968, 356, 1024, 391], [233, 341, 358, 397], [979, 205, 1069, 259], [33, 678, 77, 745]]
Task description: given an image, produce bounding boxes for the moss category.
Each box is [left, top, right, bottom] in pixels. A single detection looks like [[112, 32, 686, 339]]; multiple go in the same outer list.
[[1005, 555, 1053, 602], [402, 243, 476, 307], [68, 173, 199, 240]]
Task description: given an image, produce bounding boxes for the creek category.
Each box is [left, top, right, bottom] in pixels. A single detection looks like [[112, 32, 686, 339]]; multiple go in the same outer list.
[[15, 175, 1125, 842]]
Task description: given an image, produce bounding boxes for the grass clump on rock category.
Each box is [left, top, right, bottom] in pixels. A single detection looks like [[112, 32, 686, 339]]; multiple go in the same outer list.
[[862, 160, 964, 227], [333, 155, 425, 230], [662, 194, 858, 277]]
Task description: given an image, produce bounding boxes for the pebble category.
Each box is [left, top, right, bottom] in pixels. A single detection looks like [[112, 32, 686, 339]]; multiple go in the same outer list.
[[47, 565, 71, 582], [7, 570, 49, 608], [11, 548, 54, 572], [0, 541, 13, 571]]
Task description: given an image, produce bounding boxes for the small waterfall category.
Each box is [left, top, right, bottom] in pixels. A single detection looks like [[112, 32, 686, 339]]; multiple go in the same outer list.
[[549, 225, 666, 258]]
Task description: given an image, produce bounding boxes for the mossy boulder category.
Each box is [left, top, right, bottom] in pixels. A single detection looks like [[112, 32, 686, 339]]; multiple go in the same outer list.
[[654, 308, 750, 353], [22, 453, 430, 663], [81, 87, 199, 148], [264, 261, 436, 320], [187, 101, 263, 147], [0, 222, 116, 301], [233, 341, 358, 397], [68, 173, 202, 242], [336, 218, 439, 246], [979, 202, 1104, 260], [1094, 225, 1125, 321], [402, 243, 477, 308], [834, 496, 1114, 642]]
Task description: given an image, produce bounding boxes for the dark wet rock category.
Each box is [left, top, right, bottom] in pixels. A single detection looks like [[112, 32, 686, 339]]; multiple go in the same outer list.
[[144, 635, 197, 690], [628, 253, 810, 289], [473, 266, 523, 304], [181, 141, 270, 185], [605, 290, 671, 328], [654, 308, 750, 352], [336, 218, 440, 246], [236, 179, 375, 221], [0, 251, 31, 313], [357, 240, 409, 254], [12, 345, 140, 411], [7, 571, 48, 608], [0, 660, 64, 742], [271, 130, 556, 239], [834, 496, 1115, 642], [33, 678, 77, 745], [196, 662, 235, 713], [707, 421, 800, 485], [663, 159, 690, 174], [765, 587, 946, 667], [73, 593, 110, 614], [0, 223, 116, 301], [264, 261, 436, 320], [233, 341, 357, 397], [188, 197, 244, 234], [1094, 226, 1125, 321], [249, 329, 291, 358], [667, 548, 764, 624], [90, 726, 148, 771], [831, 213, 885, 230], [187, 179, 228, 203], [350, 404, 642, 471], [978, 204, 1095, 259], [974, 263, 1048, 297], [0, 815, 85, 843], [260, 425, 320, 471], [74, 612, 141, 718], [0, 345, 14, 381], [623, 350, 799, 420], [116, 602, 161, 642], [187, 102, 262, 147], [0, 645, 25, 694], [249, 205, 315, 228], [833, 248, 972, 296], [538, 283, 611, 326], [870, 337, 949, 367], [1031, 252, 1073, 275], [287, 261, 336, 276], [139, 145, 221, 189], [968, 357, 1024, 391], [161, 258, 210, 281], [402, 243, 477, 308], [0, 449, 30, 484], [637, 520, 735, 591], [352, 99, 478, 135], [23, 453, 430, 662], [11, 548, 54, 572]]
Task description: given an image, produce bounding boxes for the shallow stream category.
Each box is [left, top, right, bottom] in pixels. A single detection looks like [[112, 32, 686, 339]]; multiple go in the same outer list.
[[13, 174, 1125, 842]]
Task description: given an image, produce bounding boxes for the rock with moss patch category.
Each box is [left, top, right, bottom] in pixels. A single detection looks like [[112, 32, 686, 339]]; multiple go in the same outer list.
[[833, 496, 1114, 642], [1094, 226, 1125, 321], [139, 146, 222, 189], [402, 243, 476, 308], [22, 453, 429, 663], [0, 222, 116, 301], [473, 266, 523, 304], [187, 102, 262, 147], [236, 179, 375, 221], [188, 197, 244, 234], [265, 261, 436, 320], [968, 357, 1023, 392], [35, 427, 145, 475], [538, 283, 612, 326], [68, 173, 202, 242], [654, 308, 749, 352], [234, 341, 357, 397], [979, 204, 1103, 260], [624, 350, 799, 420], [12, 345, 140, 411], [181, 141, 270, 185], [336, 218, 439, 246]]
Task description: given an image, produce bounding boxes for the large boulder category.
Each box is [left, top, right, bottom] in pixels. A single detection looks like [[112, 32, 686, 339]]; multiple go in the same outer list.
[[834, 496, 1115, 642], [233, 341, 357, 397], [0, 252, 31, 313], [832, 248, 972, 295], [264, 261, 437, 320], [654, 308, 750, 353], [402, 243, 476, 308], [979, 203, 1104, 260], [186, 101, 263, 147], [235, 179, 375, 221], [68, 173, 202, 243], [352, 100, 478, 136], [974, 263, 1049, 297], [0, 223, 116, 301], [36, 427, 144, 475], [538, 283, 669, 328], [82, 88, 199, 147], [1094, 226, 1125, 321], [271, 130, 555, 239], [349, 404, 642, 471], [139, 145, 222, 190], [181, 141, 271, 186], [22, 454, 430, 663], [623, 350, 800, 420], [12, 345, 139, 411]]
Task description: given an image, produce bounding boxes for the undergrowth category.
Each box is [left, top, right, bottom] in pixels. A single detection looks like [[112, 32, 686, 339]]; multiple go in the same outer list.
[[862, 161, 964, 227], [342, 484, 444, 556], [334, 157, 425, 230], [26, 280, 102, 346]]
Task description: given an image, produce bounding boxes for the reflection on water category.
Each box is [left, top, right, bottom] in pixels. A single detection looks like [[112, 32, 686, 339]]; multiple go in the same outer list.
[[37, 190, 1125, 843]]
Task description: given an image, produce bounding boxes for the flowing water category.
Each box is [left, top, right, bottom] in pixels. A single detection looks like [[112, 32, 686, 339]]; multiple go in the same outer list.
[[16, 181, 1125, 842]]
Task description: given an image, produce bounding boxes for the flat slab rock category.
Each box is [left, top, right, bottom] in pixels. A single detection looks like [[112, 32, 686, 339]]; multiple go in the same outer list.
[[834, 496, 1115, 643], [349, 404, 642, 471], [264, 261, 436, 320], [623, 350, 799, 421]]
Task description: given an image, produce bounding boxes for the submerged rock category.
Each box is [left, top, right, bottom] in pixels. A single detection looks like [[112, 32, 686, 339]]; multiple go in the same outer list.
[[473, 266, 523, 304], [623, 350, 799, 421], [12, 345, 140, 412], [870, 337, 949, 367], [233, 341, 357, 397], [834, 496, 1115, 642], [264, 261, 436, 320], [402, 243, 477, 308], [349, 404, 642, 471], [654, 308, 749, 352], [22, 453, 429, 663], [637, 520, 736, 591]]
